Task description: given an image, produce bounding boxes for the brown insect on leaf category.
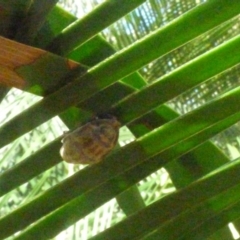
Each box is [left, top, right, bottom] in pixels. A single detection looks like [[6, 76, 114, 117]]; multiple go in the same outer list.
[[60, 117, 121, 164]]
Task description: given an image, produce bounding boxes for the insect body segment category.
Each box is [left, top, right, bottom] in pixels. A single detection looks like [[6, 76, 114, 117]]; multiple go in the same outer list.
[[60, 118, 121, 164]]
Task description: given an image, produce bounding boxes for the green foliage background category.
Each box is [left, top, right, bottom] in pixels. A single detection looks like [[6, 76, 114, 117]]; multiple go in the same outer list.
[[1, 0, 240, 239]]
